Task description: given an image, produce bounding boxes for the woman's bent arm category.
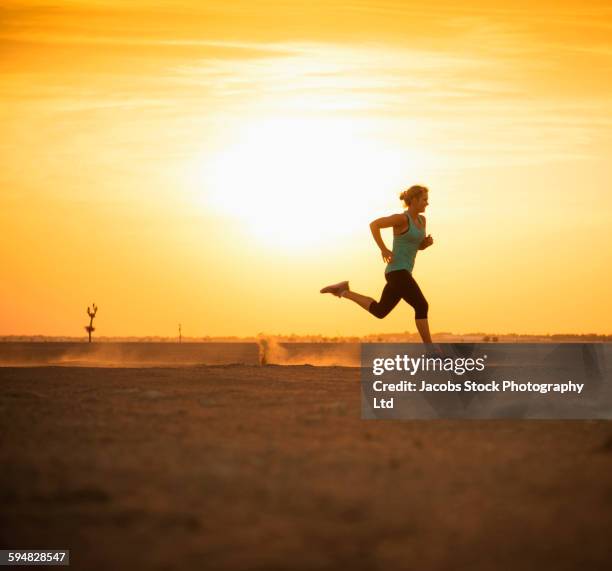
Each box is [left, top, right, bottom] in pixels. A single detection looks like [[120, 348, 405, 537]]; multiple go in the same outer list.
[[370, 214, 405, 262], [369, 221, 388, 252]]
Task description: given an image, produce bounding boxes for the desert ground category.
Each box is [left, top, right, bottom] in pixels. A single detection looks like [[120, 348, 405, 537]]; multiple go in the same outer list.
[[1, 364, 612, 571]]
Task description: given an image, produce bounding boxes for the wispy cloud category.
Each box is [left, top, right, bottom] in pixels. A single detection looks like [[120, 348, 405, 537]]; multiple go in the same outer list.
[[166, 39, 609, 165], [1, 1, 610, 169]]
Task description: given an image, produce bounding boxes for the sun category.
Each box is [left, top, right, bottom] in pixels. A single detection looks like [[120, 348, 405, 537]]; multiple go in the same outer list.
[[190, 116, 419, 249]]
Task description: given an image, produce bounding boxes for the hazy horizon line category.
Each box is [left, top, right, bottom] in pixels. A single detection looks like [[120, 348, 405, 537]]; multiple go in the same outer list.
[[1, 333, 610, 342]]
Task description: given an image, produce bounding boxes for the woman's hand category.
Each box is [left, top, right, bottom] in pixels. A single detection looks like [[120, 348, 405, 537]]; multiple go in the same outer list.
[[420, 235, 434, 250], [381, 247, 394, 263]]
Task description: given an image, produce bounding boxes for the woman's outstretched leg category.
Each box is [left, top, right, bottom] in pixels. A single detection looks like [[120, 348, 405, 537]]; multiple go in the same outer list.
[[342, 290, 376, 311], [321, 279, 401, 318]]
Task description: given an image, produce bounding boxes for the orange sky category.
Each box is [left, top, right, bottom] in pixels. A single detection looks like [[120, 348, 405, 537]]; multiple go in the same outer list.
[[1, 0, 611, 337]]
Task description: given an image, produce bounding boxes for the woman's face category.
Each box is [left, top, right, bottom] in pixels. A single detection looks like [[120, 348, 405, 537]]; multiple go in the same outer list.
[[411, 191, 429, 213]]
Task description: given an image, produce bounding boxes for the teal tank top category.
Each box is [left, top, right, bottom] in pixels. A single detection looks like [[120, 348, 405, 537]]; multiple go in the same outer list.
[[385, 212, 424, 274]]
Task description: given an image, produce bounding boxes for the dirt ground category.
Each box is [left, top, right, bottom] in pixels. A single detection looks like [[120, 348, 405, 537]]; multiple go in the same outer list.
[[1, 365, 611, 570]]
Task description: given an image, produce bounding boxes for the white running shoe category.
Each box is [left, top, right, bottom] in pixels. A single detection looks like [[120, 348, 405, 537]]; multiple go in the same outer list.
[[320, 280, 349, 297]]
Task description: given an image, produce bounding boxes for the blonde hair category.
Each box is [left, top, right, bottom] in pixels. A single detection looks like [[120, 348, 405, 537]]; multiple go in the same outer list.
[[399, 185, 428, 206]]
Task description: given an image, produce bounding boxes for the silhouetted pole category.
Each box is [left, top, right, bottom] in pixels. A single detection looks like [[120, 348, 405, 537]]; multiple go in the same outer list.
[[178, 323, 182, 344], [85, 303, 98, 343]]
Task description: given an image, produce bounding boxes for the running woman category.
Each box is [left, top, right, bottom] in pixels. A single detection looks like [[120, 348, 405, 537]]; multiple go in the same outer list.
[[320, 185, 434, 343]]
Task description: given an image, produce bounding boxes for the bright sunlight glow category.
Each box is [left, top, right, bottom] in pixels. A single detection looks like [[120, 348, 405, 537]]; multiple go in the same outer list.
[[190, 116, 425, 249]]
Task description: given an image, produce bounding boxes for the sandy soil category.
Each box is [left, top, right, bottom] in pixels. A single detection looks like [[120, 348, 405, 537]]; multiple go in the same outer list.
[[1, 365, 611, 571]]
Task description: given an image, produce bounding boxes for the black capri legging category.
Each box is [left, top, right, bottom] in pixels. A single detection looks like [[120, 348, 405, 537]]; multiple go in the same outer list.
[[368, 270, 429, 320]]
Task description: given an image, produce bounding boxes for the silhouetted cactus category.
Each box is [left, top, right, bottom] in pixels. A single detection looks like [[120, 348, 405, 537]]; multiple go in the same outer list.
[[85, 303, 98, 343]]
